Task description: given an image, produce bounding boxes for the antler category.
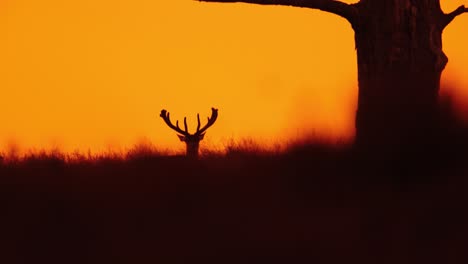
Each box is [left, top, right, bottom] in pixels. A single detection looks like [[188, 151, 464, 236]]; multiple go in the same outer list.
[[160, 109, 190, 136], [161, 108, 218, 136], [195, 107, 218, 136]]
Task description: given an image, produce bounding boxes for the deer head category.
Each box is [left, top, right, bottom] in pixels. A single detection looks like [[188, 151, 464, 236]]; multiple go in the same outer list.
[[160, 107, 218, 158]]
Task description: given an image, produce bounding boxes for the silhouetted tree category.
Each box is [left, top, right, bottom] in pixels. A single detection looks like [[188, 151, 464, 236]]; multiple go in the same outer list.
[[160, 107, 218, 158], [199, 0, 467, 147]]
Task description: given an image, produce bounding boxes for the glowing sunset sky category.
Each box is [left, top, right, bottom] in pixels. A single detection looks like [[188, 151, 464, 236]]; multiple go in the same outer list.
[[1, 0, 467, 153]]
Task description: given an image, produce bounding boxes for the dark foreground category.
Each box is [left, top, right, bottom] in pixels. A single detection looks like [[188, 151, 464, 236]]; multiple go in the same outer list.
[[2, 109, 468, 263], [1, 143, 467, 264]]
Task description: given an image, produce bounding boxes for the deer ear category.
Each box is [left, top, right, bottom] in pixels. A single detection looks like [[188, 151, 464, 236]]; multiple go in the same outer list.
[[199, 133, 205, 140], [177, 135, 186, 142]]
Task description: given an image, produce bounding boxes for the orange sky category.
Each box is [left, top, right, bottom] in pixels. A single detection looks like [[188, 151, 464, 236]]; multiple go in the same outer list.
[[1, 0, 467, 154]]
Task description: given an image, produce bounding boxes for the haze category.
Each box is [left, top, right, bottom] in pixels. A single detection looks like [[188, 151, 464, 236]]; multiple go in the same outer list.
[[1, 0, 467, 153]]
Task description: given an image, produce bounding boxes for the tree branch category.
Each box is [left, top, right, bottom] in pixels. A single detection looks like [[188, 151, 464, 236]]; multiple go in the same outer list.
[[442, 5, 468, 29], [198, 0, 358, 25]]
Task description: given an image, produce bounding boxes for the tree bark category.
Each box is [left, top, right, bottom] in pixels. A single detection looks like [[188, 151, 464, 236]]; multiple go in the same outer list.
[[200, 0, 467, 148], [353, 0, 465, 149]]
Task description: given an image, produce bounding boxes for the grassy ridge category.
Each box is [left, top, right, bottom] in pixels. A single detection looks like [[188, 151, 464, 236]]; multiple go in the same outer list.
[[1, 104, 468, 263]]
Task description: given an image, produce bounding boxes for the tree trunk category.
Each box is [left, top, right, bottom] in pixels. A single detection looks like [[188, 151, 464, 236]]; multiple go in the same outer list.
[[353, 0, 449, 149], [199, 0, 466, 148]]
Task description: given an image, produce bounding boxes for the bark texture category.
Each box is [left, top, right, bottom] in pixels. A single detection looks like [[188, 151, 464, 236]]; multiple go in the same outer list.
[[354, 0, 448, 147]]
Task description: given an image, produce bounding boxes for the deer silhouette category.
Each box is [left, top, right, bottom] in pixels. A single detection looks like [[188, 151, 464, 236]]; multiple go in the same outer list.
[[160, 107, 218, 158]]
